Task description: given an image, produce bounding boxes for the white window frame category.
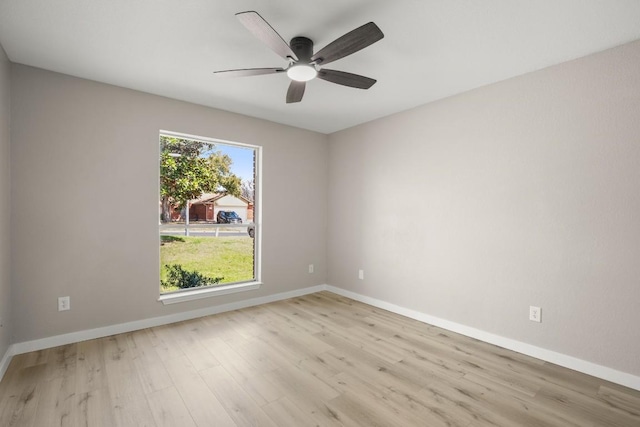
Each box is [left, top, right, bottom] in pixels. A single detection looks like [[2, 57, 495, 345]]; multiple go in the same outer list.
[[157, 130, 262, 305]]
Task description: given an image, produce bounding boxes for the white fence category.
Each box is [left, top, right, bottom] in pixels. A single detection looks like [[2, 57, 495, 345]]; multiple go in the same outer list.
[[159, 222, 254, 237]]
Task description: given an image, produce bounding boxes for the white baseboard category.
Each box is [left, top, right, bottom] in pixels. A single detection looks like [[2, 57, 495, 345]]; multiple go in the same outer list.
[[3, 283, 639, 392], [6, 284, 328, 363], [325, 285, 640, 392], [0, 345, 14, 381]]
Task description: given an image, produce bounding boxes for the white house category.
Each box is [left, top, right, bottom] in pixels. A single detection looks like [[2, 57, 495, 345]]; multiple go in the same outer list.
[[189, 192, 252, 222]]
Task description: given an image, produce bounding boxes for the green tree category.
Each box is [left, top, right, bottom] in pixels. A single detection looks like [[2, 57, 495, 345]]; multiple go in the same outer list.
[[160, 136, 241, 223]]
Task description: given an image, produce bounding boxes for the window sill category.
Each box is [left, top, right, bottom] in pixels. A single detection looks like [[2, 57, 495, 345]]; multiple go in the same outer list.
[[158, 281, 262, 305]]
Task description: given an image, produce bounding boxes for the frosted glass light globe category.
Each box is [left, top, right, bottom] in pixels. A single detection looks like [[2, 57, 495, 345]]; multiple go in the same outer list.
[[287, 64, 317, 82]]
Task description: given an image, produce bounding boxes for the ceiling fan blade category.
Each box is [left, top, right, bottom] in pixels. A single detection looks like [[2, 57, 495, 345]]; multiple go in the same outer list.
[[236, 11, 298, 61], [213, 68, 285, 77], [311, 22, 384, 66], [317, 69, 376, 89], [286, 81, 305, 103]]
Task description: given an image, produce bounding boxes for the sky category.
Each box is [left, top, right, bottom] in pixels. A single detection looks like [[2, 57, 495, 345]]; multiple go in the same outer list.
[[216, 143, 255, 182]]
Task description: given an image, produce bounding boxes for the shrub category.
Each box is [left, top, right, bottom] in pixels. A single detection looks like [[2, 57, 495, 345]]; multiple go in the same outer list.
[[161, 264, 223, 289]]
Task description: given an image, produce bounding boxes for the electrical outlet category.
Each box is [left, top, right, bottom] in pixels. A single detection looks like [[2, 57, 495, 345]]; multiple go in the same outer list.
[[529, 306, 541, 323], [58, 296, 71, 312], [308, 264, 314, 274], [358, 269, 364, 280]]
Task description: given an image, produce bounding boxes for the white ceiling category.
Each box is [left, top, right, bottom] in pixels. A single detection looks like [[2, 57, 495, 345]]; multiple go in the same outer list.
[[1, 0, 640, 134]]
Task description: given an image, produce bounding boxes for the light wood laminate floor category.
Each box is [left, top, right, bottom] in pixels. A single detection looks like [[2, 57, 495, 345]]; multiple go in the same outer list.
[[0, 291, 639, 426]]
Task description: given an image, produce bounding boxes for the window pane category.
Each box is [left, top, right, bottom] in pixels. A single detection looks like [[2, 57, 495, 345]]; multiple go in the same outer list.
[[159, 133, 257, 294]]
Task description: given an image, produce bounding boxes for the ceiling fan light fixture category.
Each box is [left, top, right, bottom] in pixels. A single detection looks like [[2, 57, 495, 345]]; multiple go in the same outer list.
[[287, 64, 317, 82], [216, 12, 385, 103]]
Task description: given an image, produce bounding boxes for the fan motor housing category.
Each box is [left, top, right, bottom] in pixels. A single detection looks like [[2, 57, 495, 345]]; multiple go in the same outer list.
[[290, 37, 314, 62]]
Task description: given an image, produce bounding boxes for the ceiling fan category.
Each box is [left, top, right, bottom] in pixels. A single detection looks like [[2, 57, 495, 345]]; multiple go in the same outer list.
[[213, 11, 384, 103]]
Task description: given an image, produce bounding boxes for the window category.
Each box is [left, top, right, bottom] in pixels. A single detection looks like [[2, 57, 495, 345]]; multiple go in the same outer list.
[[158, 131, 260, 303]]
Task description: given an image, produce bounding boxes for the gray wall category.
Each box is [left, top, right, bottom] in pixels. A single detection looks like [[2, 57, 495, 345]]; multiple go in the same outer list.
[[5, 39, 640, 381], [328, 40, 640, 376], [0, 44, 11, 357], [10, 65, 328, 343]]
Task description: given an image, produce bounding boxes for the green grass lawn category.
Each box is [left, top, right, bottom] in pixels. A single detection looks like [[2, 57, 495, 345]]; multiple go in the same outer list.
[[160, 235, 254, 293]]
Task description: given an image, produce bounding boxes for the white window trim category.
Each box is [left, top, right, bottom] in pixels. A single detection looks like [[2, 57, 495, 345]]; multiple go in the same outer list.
[[158, 281, 262, 305], [158, 130, 262, 303]]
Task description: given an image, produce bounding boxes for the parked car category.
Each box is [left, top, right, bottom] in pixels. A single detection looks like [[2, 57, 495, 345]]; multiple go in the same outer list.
[[216, 210, 242, 224]]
